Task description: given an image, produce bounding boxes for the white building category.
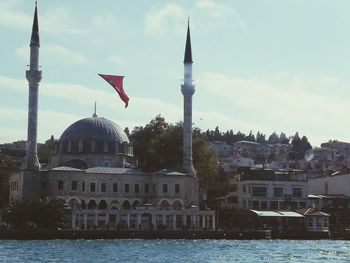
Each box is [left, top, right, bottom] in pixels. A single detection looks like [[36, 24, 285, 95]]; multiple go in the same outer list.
[[227, 168, 309, 210]]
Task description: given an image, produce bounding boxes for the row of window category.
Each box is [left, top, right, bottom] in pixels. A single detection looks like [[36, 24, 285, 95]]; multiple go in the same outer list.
[[57, 180, 181, 194], [242, 185, 303, 198], [242, 199, 307, 210], [56, 140, 132, 155]]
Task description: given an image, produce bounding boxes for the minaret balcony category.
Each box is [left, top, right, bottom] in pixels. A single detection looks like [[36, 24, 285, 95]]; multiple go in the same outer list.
[[26, 69, 42, 83], [181, 84, 195, 95]]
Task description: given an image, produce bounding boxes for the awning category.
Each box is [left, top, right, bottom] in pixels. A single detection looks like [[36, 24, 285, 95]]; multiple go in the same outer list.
[[250, 210, 304, 218]]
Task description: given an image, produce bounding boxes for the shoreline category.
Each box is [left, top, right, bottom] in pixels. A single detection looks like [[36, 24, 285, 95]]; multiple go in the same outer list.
[[0, 229, 271, 240]]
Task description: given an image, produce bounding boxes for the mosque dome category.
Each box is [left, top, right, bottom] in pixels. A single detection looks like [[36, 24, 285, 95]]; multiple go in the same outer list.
[[60, 117, 129, 143]]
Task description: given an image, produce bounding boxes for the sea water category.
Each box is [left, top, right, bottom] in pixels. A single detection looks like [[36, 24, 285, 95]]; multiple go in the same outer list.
[[0, 239, 349, 262]]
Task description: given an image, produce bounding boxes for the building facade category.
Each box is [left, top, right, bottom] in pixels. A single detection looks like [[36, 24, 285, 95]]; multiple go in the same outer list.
[[228, 167, 309, 210]]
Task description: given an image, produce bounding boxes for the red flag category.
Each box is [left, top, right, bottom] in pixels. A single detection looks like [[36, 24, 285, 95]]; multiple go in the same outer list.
[[98, 74, 129, 108]]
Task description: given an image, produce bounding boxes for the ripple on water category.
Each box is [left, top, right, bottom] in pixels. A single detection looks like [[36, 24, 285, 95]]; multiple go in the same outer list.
[[0, 239, 350, 263]]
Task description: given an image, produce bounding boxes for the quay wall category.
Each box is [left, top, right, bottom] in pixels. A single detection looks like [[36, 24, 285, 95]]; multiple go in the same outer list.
[[0, 230, 271, 240]]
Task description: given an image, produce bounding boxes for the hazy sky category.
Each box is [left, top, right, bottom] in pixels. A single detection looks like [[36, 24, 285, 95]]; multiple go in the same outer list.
[[1, 0, 350, 146]]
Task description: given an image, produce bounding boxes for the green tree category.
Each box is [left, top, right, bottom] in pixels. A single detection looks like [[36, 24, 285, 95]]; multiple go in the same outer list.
[[289, 132, 312, 160], [130, 116, 218, 187], [2, 199, 66, 229]]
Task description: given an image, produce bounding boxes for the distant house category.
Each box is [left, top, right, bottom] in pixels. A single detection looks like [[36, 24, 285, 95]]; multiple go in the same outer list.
[[299, 208, 330, 233]]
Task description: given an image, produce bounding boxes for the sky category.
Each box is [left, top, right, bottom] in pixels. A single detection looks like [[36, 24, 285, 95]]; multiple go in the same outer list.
[[1, 0, 350, 147]]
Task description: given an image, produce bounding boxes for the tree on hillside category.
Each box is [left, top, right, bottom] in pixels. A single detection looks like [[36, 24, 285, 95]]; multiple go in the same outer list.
[[256, 132, 266, 144], [130, 116, 218, 187], [289, 132, 312, 160]]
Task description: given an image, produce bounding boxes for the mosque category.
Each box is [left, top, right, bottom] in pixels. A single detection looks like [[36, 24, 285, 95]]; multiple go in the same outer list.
[[9, 3, 215, 230]]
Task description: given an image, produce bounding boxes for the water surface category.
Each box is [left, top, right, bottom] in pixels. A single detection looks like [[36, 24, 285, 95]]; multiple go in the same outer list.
[[0, 239, 349, 262]]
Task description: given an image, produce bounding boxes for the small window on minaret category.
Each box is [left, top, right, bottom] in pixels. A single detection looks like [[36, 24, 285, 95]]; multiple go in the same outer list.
[[78, 140, 83, 153]]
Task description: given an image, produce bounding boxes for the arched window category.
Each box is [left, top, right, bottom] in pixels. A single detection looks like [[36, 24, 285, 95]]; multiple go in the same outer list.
[[98, 200, 107, 209], [78, 140, 83, 153], [87, 199, 97, 209], [67, 141, 72, 153], [68, 198, 80, 209], [103, 142, 108, 153], [172, 200, 182, 210], [132, 200, 140, 209], [160, 200, 171, 210], [91, 140, 96, 153], [122, 200, 131, 210]]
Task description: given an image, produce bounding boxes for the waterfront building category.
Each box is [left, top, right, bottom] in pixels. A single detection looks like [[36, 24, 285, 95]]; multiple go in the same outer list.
[[9, 4, 215, 231], [227, 167, 309, 210]]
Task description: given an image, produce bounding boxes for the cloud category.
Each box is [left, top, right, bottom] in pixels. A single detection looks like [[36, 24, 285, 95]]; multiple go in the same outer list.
[[108, 56, 126, 68], [16, 44, 87, 64], [144, 1, 247, 34], [0, 2, 85, 35], [145, 3, 186, 34], [92, 15, 118, 28], [194, 0, 247, 31], [0, 106, 82, 142], [197, 72, 350, 146]]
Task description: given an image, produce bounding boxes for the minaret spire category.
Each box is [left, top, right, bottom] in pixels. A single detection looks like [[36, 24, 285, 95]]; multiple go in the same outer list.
[[183, 18, 193, 64], [24, 2, 42, 170], [181, 20, 196, 176], [30, 1, 40, 47]]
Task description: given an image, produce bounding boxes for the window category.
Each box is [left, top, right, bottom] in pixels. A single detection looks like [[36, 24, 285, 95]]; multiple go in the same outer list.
[[101, 183, 106, 192], [252, 186, 267, 197], [113, 183, 118, 192], [252, 201, 259, 209], [67, 141, 72, 153], [153, 184, 156, 194], [58, 180, 64, 190], [270, 201, 278, 209], [242, 185, 246, 193], [273, 187, 284, 198], [175, 184, 180, 194], [163, 184, 168, 193], [291, 201, 298, 210], [260, 201, 267, 209], [135, 184, 139, 193], [82, 182, 85, 192], [103, 142, 108, 153], [78, 140, 83, 153], [144, 183, 149, 193], [124, 184, 129, 193], [292, 188, 302, 198], [90, 182, 96, 192], [71, 181, 77, 191], [91, 140, 96, 152]]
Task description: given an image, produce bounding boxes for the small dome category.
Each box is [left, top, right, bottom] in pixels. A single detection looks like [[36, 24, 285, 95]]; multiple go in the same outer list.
[[60, 117, 129, 143]]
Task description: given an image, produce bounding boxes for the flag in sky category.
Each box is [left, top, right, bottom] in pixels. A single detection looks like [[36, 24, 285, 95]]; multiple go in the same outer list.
[[98, 74, 129, 108]]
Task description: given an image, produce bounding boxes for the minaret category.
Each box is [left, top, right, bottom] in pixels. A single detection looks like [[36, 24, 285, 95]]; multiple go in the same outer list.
[[181, 20, 196, 176], [24, 1, 41, 170]]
